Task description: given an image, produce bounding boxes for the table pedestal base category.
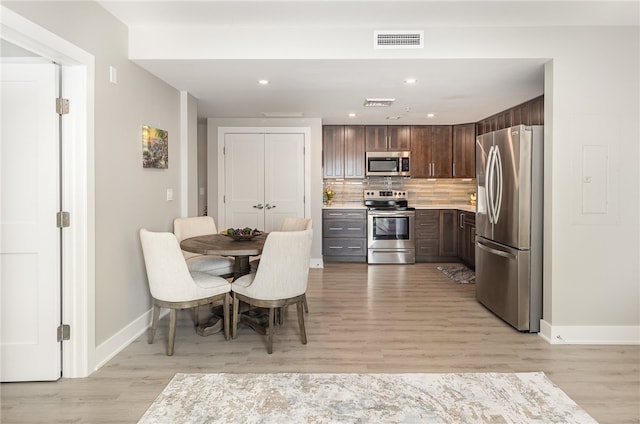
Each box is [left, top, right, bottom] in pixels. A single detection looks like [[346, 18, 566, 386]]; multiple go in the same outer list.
[[196, 313, 224, 336]]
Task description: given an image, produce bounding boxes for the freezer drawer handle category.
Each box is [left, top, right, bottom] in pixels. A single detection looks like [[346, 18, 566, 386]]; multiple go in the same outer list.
[[477, 241, 515, 259]]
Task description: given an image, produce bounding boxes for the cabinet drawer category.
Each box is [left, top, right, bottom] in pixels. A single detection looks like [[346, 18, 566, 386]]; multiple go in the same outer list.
[[415, 210, 439, 238], [416, 239, 439, 257], [323, 220, 366, 238], [323, 209, 366, 219], [323, 238, 367, 256]]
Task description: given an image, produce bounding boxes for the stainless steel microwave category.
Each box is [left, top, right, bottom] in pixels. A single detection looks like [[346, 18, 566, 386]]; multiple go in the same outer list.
[[366, 151, 411, 177]]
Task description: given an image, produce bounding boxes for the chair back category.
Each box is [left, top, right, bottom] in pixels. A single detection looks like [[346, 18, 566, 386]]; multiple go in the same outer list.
[[140, 229, 213, 302], [174, 216, 218, 259], [248, 229, 313, 300], [280, 217, 312, 231]]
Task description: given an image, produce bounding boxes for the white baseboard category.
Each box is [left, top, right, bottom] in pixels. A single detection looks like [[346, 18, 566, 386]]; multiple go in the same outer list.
[[94, 307, 167, 371], [539, 319, 640, 345], [310, 257, 323, 268]]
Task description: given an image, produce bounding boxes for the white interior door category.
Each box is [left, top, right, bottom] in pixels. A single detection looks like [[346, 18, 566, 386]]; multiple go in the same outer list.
[[223, 131, 305, 232], [224, 133, 265, 230], [264, 133, 305, 230], [1, 63, 62, 381]]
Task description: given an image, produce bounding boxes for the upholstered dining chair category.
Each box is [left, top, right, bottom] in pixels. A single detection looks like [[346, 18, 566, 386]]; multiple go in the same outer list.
[[280, 217, 313, 232], [231, 229, 313, 354], [173, 216, 234, 279], [139, 229, 232, 356], [249, 217, 312, 313]]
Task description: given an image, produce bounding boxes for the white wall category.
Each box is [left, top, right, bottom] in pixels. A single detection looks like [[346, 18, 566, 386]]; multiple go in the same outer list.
[[181, 91, 199, 217], [3, 2, 184, 354]]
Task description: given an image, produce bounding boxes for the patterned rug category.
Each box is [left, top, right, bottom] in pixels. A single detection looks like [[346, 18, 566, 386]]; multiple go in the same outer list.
[[437, 264, 476, 284], [138, 372, 596, 423]]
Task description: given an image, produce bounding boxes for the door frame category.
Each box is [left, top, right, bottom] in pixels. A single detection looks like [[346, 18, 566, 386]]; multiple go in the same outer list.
[[216, 127, 311, 229], [1, 6, 96, 378]]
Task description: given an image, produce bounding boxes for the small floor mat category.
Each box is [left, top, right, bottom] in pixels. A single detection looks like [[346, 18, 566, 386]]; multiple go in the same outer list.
[[437, 264, 476, 283]]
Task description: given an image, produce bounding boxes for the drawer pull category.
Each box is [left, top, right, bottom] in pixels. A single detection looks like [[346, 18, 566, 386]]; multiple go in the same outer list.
[[347, 227, 361, 231], [329, 246, 343, 250], [329, 227, 344, 231], [347, 246, 361, 249]]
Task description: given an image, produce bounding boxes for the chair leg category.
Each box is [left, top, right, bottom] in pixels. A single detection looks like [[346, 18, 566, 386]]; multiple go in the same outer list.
[[303, 294, 309, 314], [232, 294, 239, 339], [297, 301, 307, 345], [223, 293, 230, 340], [167, 308, 177, 356], [148, 304, 160, 344], [193, 306, 199, 327], [267, 307, 275, 354]]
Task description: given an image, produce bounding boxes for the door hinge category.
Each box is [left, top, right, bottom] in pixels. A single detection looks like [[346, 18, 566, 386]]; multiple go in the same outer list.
[[57, 324, 70, 342], [57, 211, 70, 228], [56, 97, 69, 115]]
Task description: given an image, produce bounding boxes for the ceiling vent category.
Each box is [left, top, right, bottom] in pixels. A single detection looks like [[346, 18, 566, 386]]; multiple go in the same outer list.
[[363, 98, 396, 107], [374, 30, 424, 49]]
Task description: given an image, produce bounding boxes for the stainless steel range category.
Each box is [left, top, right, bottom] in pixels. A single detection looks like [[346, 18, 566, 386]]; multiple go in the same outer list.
[[364, 190, 415, 264]]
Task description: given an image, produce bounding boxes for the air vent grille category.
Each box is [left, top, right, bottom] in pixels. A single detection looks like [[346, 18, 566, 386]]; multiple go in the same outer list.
[[364, 98, 395, 107], [374, 31, 424, 49]]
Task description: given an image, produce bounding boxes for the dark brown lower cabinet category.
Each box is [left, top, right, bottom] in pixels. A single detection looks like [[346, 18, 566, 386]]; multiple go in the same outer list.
[[416, 209, 459, 262], [457, 211, 476, 269]]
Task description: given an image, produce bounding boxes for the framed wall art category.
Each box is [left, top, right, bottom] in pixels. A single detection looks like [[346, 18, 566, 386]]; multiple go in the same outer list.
[[142, 125, 168, 169]]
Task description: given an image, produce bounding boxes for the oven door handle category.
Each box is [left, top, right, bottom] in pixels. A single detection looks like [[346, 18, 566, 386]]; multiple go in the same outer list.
[[368, 211, 415, 217]]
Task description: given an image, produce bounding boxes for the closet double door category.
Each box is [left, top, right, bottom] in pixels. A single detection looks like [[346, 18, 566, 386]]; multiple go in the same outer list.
[[224, 132, 305, 232]]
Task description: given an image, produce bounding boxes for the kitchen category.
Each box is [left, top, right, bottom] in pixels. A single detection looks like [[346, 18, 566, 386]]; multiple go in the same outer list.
[[320, 96, 543, 332]]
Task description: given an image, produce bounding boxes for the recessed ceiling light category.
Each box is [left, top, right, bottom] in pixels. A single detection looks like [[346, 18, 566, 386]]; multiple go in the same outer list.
[[427, 113, 435, 118], [258, 79, 269, 85], [348, 113, 356, 118], [404, 78, 417, 84]]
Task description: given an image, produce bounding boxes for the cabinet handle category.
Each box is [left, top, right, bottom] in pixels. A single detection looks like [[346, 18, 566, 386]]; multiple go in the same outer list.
[[329, 246, 343, 250], [459, 213, 464, 228], [347, 246, 361, 249], [253, 203, 264, 209], [328, 213, 342, 216], [347, 227, 361, 231], [329, 227, 344, 231], [453, 163, 456, 177]]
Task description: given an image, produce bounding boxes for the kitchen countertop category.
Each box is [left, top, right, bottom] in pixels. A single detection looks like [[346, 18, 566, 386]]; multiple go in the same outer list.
[[323, 203, 476, 213]]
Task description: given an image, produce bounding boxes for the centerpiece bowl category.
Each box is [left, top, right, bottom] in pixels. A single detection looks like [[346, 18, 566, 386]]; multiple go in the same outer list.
[[222, 228, 263, 241]]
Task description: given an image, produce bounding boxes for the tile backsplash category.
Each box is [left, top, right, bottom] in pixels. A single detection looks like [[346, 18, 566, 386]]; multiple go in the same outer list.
[[323, 178, 477, 206]]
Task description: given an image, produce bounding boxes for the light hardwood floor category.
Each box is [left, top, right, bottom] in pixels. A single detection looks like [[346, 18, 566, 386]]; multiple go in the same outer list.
[[2, 263, 639, 423]]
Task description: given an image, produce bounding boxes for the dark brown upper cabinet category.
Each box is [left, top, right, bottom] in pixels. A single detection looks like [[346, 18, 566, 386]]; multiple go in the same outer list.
[[452, 123, 476, 178], [365, 125, 410, 152], [410, 125, 453, 178], [323, 125, 365, 179]]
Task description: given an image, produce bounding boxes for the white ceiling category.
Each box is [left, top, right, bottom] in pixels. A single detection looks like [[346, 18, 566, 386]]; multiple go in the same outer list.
[[97, 1, 638, 124]]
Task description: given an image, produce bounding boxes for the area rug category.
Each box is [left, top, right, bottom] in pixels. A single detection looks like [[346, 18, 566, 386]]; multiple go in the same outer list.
[[437, 264, 475, 284], [138, 372, 597, 423]]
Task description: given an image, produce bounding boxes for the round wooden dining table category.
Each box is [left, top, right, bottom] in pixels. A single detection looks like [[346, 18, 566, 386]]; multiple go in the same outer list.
[[180, 232, 268, 280]]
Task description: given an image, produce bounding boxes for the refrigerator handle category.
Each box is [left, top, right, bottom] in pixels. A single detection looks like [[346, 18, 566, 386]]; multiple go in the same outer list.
[[485, 145, 496, 224], [494, 145, 503, 223], [477, 240, 515, 259]]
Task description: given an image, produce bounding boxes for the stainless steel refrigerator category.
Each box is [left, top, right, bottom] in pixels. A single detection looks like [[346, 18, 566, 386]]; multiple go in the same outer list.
[[475, 125, 543, 332]]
